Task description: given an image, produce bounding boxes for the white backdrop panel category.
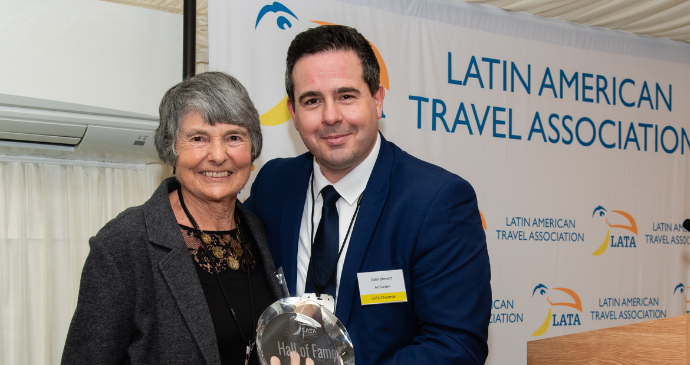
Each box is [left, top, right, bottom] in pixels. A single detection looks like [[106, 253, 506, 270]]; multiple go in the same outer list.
[[210, 0, 690, 363]]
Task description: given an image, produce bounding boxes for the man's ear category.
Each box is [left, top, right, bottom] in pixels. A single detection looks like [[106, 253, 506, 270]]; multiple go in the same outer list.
[[287, 97, 297, 129], [374, 85, 385, 118]]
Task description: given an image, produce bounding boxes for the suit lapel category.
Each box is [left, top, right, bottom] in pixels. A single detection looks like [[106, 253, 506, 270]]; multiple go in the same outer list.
[[144, 178, 220, 365], [335, 137, 394, 326], [281, 156, 313, 295]]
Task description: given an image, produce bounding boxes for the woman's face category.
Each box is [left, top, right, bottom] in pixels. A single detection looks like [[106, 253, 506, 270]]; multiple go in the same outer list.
[[174, 110, 253, 206]]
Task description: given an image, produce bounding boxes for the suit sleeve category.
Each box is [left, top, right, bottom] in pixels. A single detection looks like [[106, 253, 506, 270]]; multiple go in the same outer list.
[[61, 236, 134, 365], [388, 177, 491, 365]]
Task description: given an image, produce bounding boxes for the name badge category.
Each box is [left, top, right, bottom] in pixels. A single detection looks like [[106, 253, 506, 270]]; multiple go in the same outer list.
[[357, 269, 407, 305]]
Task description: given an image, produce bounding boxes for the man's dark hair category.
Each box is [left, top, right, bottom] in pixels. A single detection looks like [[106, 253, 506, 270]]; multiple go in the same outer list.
[[285, 25, 380, 103]]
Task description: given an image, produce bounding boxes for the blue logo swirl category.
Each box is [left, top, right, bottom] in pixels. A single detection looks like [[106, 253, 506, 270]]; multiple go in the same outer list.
[[255, 2, 298, 30]]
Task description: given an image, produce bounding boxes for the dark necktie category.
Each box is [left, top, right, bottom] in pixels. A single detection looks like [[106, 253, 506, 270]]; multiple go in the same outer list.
[[306, 185, 340, 297]]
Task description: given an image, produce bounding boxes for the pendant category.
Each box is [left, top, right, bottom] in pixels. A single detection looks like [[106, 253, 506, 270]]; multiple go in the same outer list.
[[201, 233, 212, 245], [235, 245, 243, 258], [245, 342, 254, 365], [213, 246, 224, 259], [227, 256, 240, 270]]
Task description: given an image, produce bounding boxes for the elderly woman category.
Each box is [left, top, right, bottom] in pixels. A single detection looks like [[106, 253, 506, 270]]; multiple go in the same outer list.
[[62, 72, 286, 365]]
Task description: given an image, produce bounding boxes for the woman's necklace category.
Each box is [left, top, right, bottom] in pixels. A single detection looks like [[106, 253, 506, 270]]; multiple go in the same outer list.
[[177, 187, 257, 365], [177, 187, 243, 270]]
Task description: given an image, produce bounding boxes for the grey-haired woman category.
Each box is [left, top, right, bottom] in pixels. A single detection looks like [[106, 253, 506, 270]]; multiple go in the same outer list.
[[62, 72, 285, 365]]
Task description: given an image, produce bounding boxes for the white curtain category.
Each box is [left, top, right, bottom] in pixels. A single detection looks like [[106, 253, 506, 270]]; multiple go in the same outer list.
[[0, 160, 168, 364]]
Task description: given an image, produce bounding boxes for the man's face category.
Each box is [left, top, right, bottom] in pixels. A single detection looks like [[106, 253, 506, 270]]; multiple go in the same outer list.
[[287, 50, 384, 182]]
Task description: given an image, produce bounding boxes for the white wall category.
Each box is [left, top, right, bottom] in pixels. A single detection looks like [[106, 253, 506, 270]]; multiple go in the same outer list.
[[1, 0, 182, 116]]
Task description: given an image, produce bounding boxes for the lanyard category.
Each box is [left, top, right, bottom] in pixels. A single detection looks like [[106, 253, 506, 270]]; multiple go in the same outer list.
[[309, 173, 363, 297], [178, 188, 256, 365]]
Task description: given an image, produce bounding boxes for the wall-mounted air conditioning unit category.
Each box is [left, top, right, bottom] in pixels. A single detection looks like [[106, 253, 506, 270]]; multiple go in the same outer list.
[[0, 93, 161, 164]]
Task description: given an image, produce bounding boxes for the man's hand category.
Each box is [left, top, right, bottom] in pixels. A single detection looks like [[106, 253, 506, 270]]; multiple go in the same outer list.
[[270, 351, 314, 365]]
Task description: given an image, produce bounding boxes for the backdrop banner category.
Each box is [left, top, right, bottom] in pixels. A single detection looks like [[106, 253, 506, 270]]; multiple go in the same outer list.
[[210, 0, 690, 363]]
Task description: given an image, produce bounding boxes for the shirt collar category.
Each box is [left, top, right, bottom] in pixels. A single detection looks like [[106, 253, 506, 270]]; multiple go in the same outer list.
[[312, 132, 381, 206]]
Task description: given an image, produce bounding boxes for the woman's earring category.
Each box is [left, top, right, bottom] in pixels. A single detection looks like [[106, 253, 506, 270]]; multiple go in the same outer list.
[[251, 164, 256, 171]]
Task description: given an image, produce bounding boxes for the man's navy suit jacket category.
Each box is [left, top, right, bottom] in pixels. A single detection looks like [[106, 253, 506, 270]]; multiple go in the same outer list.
[[245, 135, 491, 364]]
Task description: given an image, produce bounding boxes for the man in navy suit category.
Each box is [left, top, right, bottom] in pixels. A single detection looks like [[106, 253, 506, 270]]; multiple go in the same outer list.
[[245, 25, 491, 365]]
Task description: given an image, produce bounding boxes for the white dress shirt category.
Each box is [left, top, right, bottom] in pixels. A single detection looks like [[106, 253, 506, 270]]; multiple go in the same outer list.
[[296, 133, 381, 300]]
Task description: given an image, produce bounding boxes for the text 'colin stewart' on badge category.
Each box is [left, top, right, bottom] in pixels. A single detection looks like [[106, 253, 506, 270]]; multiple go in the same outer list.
[[357, 269, 407, 305]]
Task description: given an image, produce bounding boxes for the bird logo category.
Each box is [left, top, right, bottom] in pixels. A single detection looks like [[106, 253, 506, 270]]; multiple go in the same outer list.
[[591, 206, 637, 256], [674, 283, 689, 314], [531, 284, 582, 336]]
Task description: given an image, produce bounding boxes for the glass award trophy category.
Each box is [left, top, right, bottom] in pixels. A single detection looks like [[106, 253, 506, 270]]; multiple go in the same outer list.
[[256, 297, 355, 365]]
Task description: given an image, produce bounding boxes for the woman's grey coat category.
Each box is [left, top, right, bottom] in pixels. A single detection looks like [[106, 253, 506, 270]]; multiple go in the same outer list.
[[62, 177, 286, 364]]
